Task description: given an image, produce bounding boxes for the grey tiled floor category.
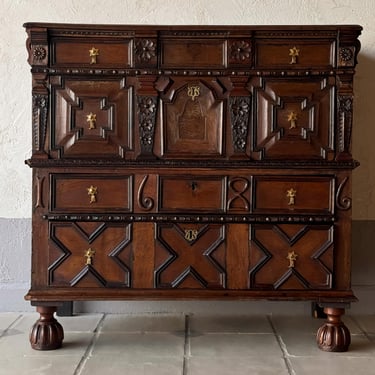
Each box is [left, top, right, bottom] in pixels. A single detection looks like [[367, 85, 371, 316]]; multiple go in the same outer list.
[[1, 312, 375, 374]]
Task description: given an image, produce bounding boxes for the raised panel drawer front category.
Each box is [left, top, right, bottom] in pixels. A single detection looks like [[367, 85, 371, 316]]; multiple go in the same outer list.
[[51, 174, 132, 212], [249, 224, 334, 290], [159, 176, 226, 212], [51, 78, 133, 158], [52, 39, 132, 67], [253, 176, 334, 214], [154, 223, 226, 288], [48, 222, 132, 287], [255, 40, 335, 68]]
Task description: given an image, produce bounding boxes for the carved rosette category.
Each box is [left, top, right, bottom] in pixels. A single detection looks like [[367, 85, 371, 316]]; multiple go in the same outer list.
[[337, 95, 353, 155], [338, 46, 355, 67], [32, 94, 48, 153], [134, 39, 157, 64], [137, 96, 157, 156], [230, 40, 251, 62], [230, 96, 251, 152]]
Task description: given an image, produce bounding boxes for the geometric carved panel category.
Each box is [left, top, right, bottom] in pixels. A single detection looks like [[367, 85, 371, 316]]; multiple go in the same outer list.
[[158, 77, 227, 158], [154, 223, 226, 289], [249, 76, 335, 160], [249, 224, 333, 289], [48, 222, 132, 287], [51, 77, 133, 158]]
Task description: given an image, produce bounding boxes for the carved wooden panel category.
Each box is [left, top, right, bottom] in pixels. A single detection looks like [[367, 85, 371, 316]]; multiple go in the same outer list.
[[250, 76, 335, 160], [249, 224, 333, 289], [157, 77, 227, 158], [51, 77, 133, 158], [155, 223, 226, 288], [48, 222, 132, 287]]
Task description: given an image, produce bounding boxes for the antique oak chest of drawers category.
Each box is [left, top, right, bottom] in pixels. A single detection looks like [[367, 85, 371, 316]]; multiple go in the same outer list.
[[24, 23, 362, 351]]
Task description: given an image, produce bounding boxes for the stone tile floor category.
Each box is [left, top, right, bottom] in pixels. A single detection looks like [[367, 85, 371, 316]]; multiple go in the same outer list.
[[1, 312, 375, 374]]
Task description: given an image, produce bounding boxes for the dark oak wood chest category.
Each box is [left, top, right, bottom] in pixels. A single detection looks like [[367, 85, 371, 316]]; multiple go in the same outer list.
[[24, 23, 362, 351]]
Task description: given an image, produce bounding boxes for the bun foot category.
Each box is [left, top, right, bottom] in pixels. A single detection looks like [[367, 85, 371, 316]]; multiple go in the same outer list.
[[316, 307, 350, 352], [29, 306, 64, 350]]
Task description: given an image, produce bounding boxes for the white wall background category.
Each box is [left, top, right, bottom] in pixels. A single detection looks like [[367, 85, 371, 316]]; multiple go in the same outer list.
[[1, 0, 374, 312]]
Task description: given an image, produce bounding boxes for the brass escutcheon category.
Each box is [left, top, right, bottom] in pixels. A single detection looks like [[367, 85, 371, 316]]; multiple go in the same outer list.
[[87, 185, 98, 204], [286, 188, 297, 206], [86, 112, 97, 129], [289, 46, 299, 64], [89, 47, 99, 64], [187, 85, 200, 101], [287, 250, 298, 268], [184, 229, 198, 242], [84, 248, 96, 265]]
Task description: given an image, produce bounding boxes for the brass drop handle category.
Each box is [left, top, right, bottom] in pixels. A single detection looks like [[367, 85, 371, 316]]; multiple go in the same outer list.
[[287, 251, 298, 268], [87, 185, 98, 204], [185, 229, 198, 242], [86, 112, 97, 129], [286, 188, 297, 206], [89, 46, 99, 64], [287, 111, 298, 129], [289, 46, 299, 64], [84, 248, 96, 265]]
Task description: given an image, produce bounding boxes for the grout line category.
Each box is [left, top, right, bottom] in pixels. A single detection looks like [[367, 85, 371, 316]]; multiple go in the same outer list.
[[267, 315, 296, 375], [73, 313, 107, 375], [349, 315, 374, 341], [0, 314, 24, 339], [182, 314, 190, 375]]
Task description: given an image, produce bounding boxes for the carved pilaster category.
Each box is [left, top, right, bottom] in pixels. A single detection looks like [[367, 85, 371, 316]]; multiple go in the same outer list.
[[337, 95, 353, 159], [32, 93, 48, 155], [137, 96, 157, 158], [230, 96, 251, 153]]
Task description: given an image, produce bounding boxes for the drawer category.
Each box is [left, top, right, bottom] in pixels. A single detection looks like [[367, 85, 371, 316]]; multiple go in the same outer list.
[[52, 39, 132, 67], [160, 38, 227, 68], [48, 221, 132, 287], [249, 224, 333, 290], [255, 40, 335, 68], [154, 223, 226, 288], [253, 176, 334, 214], [51, 174, 132, 212], [158, 176, 226, 212]]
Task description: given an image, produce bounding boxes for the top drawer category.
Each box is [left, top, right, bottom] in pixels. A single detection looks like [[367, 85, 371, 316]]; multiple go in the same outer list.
[[52, 39, 132, 67], [255, 40, 335, 69]]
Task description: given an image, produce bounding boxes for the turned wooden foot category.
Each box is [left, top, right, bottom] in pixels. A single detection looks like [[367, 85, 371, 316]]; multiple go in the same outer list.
[[316, 307, 350, 352], [29, 306, 64, 350]]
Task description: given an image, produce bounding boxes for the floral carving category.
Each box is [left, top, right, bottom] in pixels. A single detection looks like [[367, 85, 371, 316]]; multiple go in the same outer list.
[[339, 47, 355, 66], [230, 97, 251, 152], [230, 40, 251, 61], [33, 46, 47, 61], [135, 39, 156, 63], [32, 94, 48, 153], [138, 96, 157, 155]]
